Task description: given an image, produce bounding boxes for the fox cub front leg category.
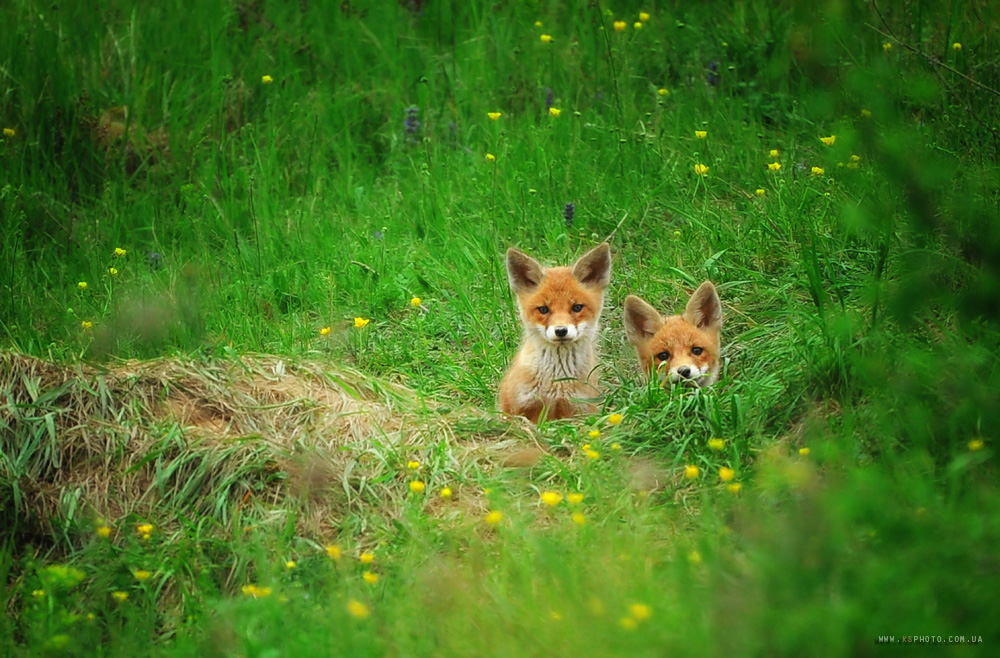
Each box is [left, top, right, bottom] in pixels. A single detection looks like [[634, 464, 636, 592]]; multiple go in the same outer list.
[[498, 243, 612, 423]]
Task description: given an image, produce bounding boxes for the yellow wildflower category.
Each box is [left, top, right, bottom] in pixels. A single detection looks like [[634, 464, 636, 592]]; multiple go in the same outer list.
[[487, 112, 502, 121], [694, 163, 709, 176], [535, 21, 542, 27], [410, 296, 421, 307], [262, 75, 273, 84], [727, 482, 742, 493], [684, 465, 700, 479], [820, 135, 836, 146], [137, 523, 153, 536], [658, 88, 669, 96], [540, 34, 553, 43], [326, 544, 342, 560], [486, 152, 496, 162], [589, 429, 600, 439], [611, 442, 621, 451], [688, 549, 703, 564], [755, 188, 766, 197], [362, 571, 379, 584], [619, 617, 638, 630], [77, 281, 87, 290], [673, 230, 681, 238], [639, 12, 650, 21], [883, 42, 892, 53], [969, 439, 984, 451], [2, 128, 14, 137], [540, 491, 563, 506], [112, 591, 128, 602], [133, 570, 152, 581], [347, 599, 370, 619], [409, 480, 426, 493], [633, 21, 642, 29], [114, 247, 126, 257], [567, 493, 584, 505], [708, 438, 725, 451], [407, 460, 420, 470], [96, 526, 111, 538], [694, 130, 707, 139], [850, 154, 861, 162], [286, 561, 296, 569], [32, 589, 45, 598], [613, 20, 626, 31], [629, 603, 652, 620], [354, 317, 370, 328], [81, 321, 93, 330], [485, 511, 503, 525], [769, 149, 779, 158], [768, 162, 781, 171], [108, 267, 118, 276], [572, 512, 587, 525], [359, 552, 375, 564], [585, 449, 600, 460], [953, 42, 962, 50], [549, 107, 561, 117], [582, 444, 591, 452], [861, 109, 872, 118], [608, 413, 623, 425], [719, 467, 735, 482], [320, 326, 331, 336], [440, 486, 452, 498], [810, 166, 824, 176]]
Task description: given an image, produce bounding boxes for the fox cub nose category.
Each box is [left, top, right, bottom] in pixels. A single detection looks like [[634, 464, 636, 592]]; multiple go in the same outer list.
[[554, 326, 569, 338], [677, 366, 692, 379]]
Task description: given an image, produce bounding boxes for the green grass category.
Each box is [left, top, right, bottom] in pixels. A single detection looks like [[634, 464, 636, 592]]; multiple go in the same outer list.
[[2, 1, 1000, 656]]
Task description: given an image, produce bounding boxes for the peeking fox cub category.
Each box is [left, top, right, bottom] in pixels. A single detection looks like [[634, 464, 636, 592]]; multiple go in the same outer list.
[[498, 243, 612, 423], [624, 281, 722, 387]]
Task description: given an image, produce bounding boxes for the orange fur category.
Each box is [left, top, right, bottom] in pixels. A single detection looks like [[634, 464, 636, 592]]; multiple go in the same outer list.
[[498, 244, 612, 423], [624, 281, 723, 387]]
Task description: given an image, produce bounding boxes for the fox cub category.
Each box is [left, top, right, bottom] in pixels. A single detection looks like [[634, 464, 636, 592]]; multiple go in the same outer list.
[[498, 243, 612, 423], [624, 281, 722, 387]]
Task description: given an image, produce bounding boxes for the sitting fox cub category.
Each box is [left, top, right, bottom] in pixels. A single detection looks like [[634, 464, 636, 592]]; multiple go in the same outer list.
[[624, 281, 722, 387], [498, 243, 612, 423]]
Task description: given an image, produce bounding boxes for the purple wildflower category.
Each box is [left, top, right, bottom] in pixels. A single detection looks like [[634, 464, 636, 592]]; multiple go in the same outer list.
[[563, 203, 575, 229], [407, 0, 425, 17], [404, 105, 421, 137], [707, 61, 719, 87], [146, 252, 163, 271], [545, 87, 555, 110]]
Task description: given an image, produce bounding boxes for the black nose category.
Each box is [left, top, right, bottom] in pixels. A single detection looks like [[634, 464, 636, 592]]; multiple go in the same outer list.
[[554, 326, 568, 338], [677, 366, 692, 378]]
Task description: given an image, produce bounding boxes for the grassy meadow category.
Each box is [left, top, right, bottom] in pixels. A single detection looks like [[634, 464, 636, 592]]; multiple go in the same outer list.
[[2, 0, 1000, 655]]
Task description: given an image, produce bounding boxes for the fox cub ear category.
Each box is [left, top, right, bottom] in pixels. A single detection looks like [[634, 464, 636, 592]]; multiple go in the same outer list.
[[572, 243, 612, 289], [506, 248, 545, 294], [683, 281, 722, 331], [624, 295, 663, 344]]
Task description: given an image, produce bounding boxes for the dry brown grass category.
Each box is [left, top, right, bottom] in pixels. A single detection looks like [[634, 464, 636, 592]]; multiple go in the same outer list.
[[0, 351, 540, 542]]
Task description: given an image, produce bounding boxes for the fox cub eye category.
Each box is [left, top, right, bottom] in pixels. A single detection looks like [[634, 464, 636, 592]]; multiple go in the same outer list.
[[571, 303, 584, 313], [656, 351, 670, 361], [691, 347, 704, 356], [537, 306, 550, 315]]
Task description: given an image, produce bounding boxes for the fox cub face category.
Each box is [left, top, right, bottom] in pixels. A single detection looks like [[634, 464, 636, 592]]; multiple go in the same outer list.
[[624, 281, 722, 387], [506, 244, 612, 345]]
